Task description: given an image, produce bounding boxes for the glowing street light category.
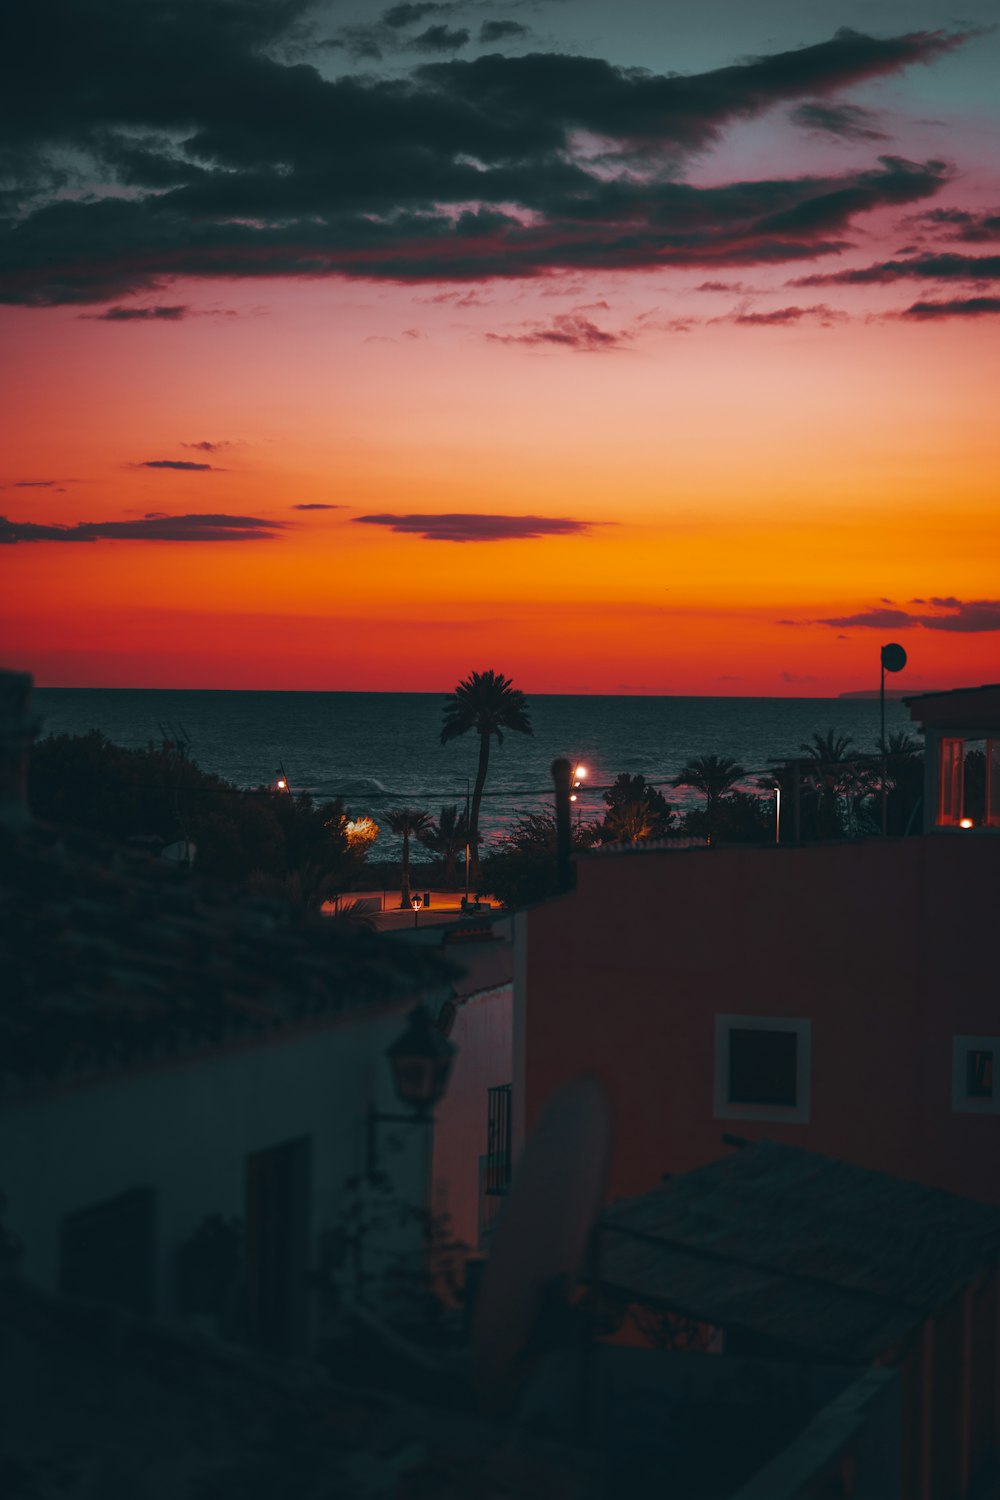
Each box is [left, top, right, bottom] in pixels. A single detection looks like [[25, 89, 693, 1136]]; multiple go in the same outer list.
[[960, 817, 975, 830], [411, 893, 423, 928], [570, 764, 587, 827]]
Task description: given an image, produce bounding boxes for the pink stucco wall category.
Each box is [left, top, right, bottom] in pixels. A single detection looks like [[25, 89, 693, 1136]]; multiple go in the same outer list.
[[519, 835, 1000, 1205], [432, 983, 513, 1255]]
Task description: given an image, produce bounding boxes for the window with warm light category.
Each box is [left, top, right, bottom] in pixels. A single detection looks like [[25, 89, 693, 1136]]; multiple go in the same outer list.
[[937, 737, 964, 826], [714, 1015, 811, 1124], [952, 1036, 1000, 1114]]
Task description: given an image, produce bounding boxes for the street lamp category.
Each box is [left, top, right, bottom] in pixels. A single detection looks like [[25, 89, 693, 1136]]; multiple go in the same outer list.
[[411, 893, 423, 929], [570, 764, 587, 832], [774, 785, 781, 845], [367, 1005, 457, 1175]]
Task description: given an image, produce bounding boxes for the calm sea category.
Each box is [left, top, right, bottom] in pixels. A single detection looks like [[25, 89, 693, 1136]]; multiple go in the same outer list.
[[32, 689, 913, 852]]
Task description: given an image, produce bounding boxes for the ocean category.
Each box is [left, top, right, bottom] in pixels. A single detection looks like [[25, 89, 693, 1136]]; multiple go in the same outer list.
[[32, 688, 914, 853]]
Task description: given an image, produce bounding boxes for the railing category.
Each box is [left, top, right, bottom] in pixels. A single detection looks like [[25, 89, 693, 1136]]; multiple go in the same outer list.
[[485, 1083, 512, 1197]]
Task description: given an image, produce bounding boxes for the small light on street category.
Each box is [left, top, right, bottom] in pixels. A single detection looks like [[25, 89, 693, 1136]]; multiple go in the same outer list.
[[960, 817, 975, 829]]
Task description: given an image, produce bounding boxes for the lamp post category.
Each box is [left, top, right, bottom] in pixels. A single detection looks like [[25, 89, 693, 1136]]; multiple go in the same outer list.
[[274, 760, 290, 793], [366, 1005, 456, 1177], [880, 643, 907, 835], [774, 785, 781, 845], [411, 893, 423, 929], [569, 763, 587, 835]]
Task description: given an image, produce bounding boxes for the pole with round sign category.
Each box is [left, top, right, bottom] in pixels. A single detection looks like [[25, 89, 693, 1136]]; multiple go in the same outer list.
[[880, 642, 908, 834]]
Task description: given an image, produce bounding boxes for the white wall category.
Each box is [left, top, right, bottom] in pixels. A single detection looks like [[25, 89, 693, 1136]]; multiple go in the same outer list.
[[0, 999, 434, 1341]]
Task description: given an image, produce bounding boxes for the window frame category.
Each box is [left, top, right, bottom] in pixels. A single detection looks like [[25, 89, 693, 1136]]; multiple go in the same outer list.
[[714, 1014, 812, 1124], [952, 1035, 1000, 1115]]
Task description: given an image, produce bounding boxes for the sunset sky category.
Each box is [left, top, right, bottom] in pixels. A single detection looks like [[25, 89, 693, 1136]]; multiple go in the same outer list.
[[2, 0, 998, 695]]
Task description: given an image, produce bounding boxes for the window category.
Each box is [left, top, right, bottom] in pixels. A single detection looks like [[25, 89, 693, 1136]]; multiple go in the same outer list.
[[59, 1186, 156, 1315], [953, 1036, 1000, 1114], [938, 737, 965, 826], [714, 1016, 811, 1124]]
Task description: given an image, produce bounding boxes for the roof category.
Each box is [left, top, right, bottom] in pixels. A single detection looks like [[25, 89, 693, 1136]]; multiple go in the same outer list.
[[0, 821, 459, 1103], [904, 682, 1000, 731], [599, 1141, 1000, 1364]]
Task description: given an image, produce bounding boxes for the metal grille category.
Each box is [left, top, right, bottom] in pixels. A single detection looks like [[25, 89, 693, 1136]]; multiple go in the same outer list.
[[485, 1083, 512, 1197]]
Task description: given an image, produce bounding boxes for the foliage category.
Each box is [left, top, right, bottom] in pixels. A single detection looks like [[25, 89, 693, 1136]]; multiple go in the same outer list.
[[314, 1169, 469, 1342], [439, 669, 532, 879], [416, 803, 476, 888], [600, 773, 674, 843], [384, 806, 433, 907], [671, 754, 747, 839], [28, 731, 371, 902], [174, 1215, 242, 1319], [480, 810, 598, 910], [680, 789, 773, 844]]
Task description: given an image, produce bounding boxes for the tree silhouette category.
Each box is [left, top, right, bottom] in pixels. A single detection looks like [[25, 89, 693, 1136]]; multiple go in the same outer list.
[[671, 754, 746, 841], [417, 804, 476, 889], [385, 807, 433, 907], [439, 670, 532, 881], [600, 773, 673, 844], [797, 730, 856, 838]]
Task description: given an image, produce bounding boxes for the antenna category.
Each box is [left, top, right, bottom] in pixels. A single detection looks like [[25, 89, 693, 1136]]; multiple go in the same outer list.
[[472, 1075, 609, 1417], [880, 642, 907, 834]]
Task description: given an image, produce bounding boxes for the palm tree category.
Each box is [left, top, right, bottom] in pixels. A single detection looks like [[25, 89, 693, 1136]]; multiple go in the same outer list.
[[385, 807, 433, 908], [440, 670, 532, 881], [417, 804, 475, 888], [671, 754, 746, 840], [798, 730, 856, 837]]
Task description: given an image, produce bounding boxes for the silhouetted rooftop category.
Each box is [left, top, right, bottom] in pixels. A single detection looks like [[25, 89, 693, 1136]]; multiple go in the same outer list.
[[0, 821, 458, 1103], [600, 1140, 1000, 1364]]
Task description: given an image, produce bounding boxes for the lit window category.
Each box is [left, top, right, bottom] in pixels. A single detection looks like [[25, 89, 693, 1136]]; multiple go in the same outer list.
[[714, 1016, 811, 1124], [953, 1036, 1000, 1114], [937, 737, 965, 826]]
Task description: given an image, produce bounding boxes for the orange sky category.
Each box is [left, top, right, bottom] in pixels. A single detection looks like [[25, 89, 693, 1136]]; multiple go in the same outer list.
[[2, 6, 999, 696]]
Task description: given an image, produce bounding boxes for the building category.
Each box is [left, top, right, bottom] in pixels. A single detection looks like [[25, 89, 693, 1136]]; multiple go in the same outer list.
[[599, 1139, 1000, 1500], [512, 684, 1000, 1207], [1, 733, 460, 1353]]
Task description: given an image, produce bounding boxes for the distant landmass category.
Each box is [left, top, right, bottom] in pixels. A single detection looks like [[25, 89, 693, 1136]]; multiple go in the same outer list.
[[838, 688, 926, 699]]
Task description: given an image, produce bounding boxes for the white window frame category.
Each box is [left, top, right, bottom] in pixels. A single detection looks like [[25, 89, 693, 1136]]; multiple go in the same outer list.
[[952, 1035, 1000, 1114], [714, 1015, 811, 1124]]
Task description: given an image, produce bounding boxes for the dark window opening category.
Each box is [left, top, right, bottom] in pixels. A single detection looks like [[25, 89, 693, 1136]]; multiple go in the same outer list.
[[59, 1186, 156, 1315], [967, 1050, 994, 1100], [728, 1028, 798, 1108]]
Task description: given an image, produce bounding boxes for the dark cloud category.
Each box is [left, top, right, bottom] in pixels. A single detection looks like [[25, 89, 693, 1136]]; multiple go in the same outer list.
[[410, 24, 469, 52], [694, 279, 747, 292], [815, 607, 915, 628], [12, 479, 56, 487], [354, 513, 593, 541], [383, 3, 454, 28], [479, 20, 530, 44], [816, 599, 1000, 632], [486, 311, 628, 351], [292, 502, 342, 510], [0, 5, 969, 305], [902, 295, 1000, 318], [0, 512, 286, 543], [182, 440, 231, 452], [908, 207, 1000, 243], [730, 303, 844, 326], [789, 101, 887, 141], [86, 304, 189, 321], [793, 252, 1000, 287], [138, 459, 215, 471]]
